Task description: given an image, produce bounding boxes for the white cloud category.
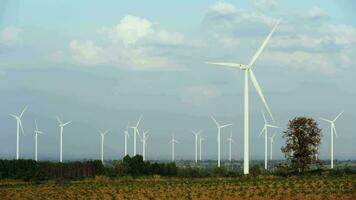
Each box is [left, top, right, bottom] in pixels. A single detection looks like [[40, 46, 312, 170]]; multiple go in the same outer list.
[[0, 26, 22, 45], [208, 2, 237, 15], [254, 0, 279, 10], [69, 40, 107, 66], [182, 85, 220, 106], [302, 6, 329, 20]]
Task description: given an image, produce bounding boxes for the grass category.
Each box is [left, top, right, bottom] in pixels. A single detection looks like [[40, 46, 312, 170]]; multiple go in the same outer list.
[[0, 175, 355, 199]]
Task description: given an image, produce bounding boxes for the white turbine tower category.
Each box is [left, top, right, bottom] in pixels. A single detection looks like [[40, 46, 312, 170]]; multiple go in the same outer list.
[[206, 20, 280, 174], [320, 111, 343, 169], [269, 134, 276, 160], [169, 134, 179, 162], [123, 128, 130, 156], [99, 130, 109, 164], [141, 130, 149, 161], [259, 112, 280, 170], [225, 132, 235, 162], [192, 130, 201, 163], [211, 116, 232, 167], [129, 116, 142, 156], [10, 105, 28, 160], [34, 120, 45, 161], [199, 136, 207, 161], [56, 117, 71, 163]]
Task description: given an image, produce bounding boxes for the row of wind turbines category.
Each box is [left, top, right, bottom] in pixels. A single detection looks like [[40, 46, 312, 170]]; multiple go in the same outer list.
[[7, 19, 344, 174]]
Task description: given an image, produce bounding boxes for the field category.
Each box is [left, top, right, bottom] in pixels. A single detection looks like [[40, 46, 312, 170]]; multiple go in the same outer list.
[[0, 175, 355, 200]]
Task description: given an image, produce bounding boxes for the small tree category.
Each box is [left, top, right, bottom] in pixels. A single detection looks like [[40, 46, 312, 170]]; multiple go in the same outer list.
[[281, 117, 322, 172]]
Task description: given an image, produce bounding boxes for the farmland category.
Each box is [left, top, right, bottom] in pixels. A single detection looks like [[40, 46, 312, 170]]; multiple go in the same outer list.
[[1, 175, 355, 200]]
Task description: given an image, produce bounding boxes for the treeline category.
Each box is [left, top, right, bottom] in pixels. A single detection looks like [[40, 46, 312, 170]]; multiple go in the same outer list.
[[0, 159, 104, 181]]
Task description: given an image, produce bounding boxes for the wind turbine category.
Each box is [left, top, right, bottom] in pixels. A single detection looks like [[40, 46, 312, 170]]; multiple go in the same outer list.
[[56, 117, 71, 163], [319, 111, 343, 169], [141, 130, 149, 161], [192, 130, 201, 163], [98, 130, 109, 164], [129, 116, 142, 156], [199, 136, 207, 161], [34, 120, 45, 161], [225, 132, 235, 162], [10, 105, 28, 160], [269, 134, 276, 160], [206, 20, 280, 174], [169, 134, 179, 162], [123, 128, 130, 156], [259, 111, 280, 170], [211, 115, 232, 167]]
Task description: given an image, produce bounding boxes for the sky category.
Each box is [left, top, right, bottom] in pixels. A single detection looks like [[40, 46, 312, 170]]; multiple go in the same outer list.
[[0, 0, 355, 161]]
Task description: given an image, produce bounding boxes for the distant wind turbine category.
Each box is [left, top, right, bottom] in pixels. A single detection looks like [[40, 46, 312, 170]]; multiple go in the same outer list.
[[169, 134, 179, 162], [56, 116, 71, 163], [123, 127, 130, 156], [320, 111, 343, 169], [225, 132, 235, 162], [192, 130, 201, 163], [129, 116, 142, 156], [206, 20, 280, 174], [269, 134, 276, 160], [34, 120, 45, 161], [99, 129, 109, 164], [211, 115, 232, 167], [10, 105, 28, 160], [199, 136, 207, 161], [141, 130, 149, 161], [259, 111, 280, 170]]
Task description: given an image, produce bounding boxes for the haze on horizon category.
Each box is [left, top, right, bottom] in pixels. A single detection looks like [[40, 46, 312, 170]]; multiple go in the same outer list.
[[0, 0, 355, 161]]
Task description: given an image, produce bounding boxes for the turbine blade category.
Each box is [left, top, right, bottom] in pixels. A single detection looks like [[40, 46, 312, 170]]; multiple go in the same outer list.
[[249, 69, 274, 121], [333, 111, 344, 122], [248, 20, 280, 67], [136, 115, 143, 127], [56, 116, 62, 124], [319, 117, 332, 123], [262, 111, 267, 124], [267, 124, 281, 129], [9, 114, 17, 119], [259, 127, 266, 137], [210, 115, 219, 126], [35, 119, 38, 131], [221, 123, 232, 128], [205, 62, 247, 69], [19, 105, 28, 118], [19, 120, 25, 136], [333, 125, 339, 138], [63, 121, 72, 126]]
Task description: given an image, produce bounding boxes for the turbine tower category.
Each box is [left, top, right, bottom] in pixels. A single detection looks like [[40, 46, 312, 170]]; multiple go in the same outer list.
[[123, 128, 130, 156], [129, 116, 142, 156], [211, 115, 232, 167], [225, 132, 235, 162], [199, 136, 207, 161], [141, 130, 149, 161], [206, 20, 280, 174], [10, 105, 28, 160], [259, 111, 280, 170], [169, 134, 179, 162], [99, 130, 109, 164], [34, 120, 45, 161], [56, 117, 71, 163], [320, 111, 343, 169], [269, 134, 276, 160], [192, 130, 201, 163]]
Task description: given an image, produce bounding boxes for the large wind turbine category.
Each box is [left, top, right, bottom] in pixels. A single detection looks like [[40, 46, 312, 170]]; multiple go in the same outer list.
[[269, 134, 276, 160], [10, 105, 28, 160], [206, 20, 280, 174], [34, 120, 45, 161], [123, 128, 130, 156], [199, 136, 207, 161], [129, 116, 142, 156], [141, 130, 149, 161], [211, 116, 232, 167], [192, 130, 201, 163], [169, 134, 179, 162], [99, 130, 109, 164], [56, 117, 71, 163], [226, 132, 235, 162], [259, 112, 280, 170], [320, 111, 343, 169]]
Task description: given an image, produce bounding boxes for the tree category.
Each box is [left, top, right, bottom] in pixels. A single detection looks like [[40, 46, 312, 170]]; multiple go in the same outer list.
[[281, 117, 322, 172]]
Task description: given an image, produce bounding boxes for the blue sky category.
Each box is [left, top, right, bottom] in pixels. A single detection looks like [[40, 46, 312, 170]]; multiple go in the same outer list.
[[0, 0, 355, 161]]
